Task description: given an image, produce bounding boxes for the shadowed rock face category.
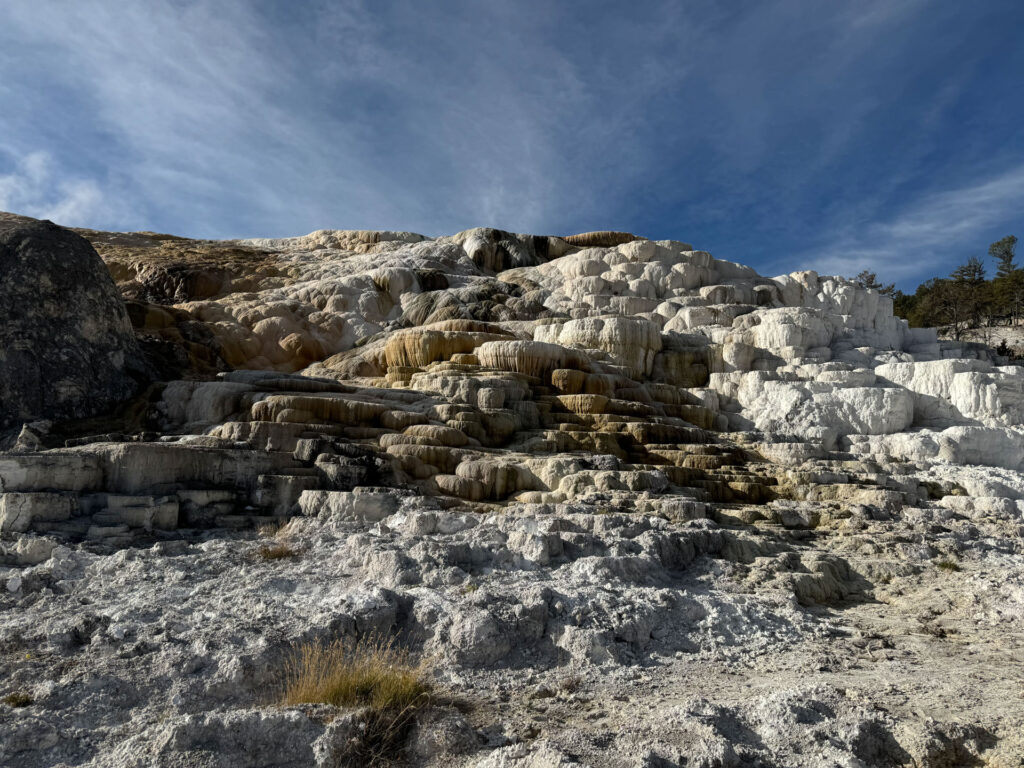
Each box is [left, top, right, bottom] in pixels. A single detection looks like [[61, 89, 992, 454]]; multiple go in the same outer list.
[[0, 214, 145, 429]]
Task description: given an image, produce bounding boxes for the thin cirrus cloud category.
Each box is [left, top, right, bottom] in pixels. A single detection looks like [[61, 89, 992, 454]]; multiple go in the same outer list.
[[0, 0, 1022, 286], [802, 163, 1024, 283], [0, 1, 388, 234]]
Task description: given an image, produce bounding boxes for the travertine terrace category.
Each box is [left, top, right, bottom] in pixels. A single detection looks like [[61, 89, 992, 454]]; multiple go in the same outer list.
[[1, 214, 1022, 767]]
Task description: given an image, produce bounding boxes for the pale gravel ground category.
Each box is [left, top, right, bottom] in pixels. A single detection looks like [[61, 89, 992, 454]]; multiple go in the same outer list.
[[2, 491, 1022, 767]]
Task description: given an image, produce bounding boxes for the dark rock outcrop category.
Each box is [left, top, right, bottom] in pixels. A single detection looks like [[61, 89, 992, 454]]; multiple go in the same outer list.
[[561, 230, 641, 248], [0, 213, 147, 429]]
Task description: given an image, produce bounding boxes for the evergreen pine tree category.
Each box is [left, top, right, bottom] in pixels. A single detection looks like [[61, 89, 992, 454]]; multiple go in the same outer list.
[[990, 235, 1018, 279], [951, 257, 989, 332], [989, 235, 1022, 325]]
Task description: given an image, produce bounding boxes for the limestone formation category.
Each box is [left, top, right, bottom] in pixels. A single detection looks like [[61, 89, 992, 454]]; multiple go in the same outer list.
[[534, 316, 663, 377], [1, 211, 1023, 767]]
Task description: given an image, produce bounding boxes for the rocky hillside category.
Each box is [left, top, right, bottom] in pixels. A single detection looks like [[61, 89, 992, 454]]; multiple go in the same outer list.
[[1, 215, 1022, 767]]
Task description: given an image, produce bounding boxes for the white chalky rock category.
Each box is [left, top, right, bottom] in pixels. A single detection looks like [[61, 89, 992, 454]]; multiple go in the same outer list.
[[850, 425, 1024, 473], [732, 373, 915, 448], [938, 495, 1022, 521], [534, 316, 662, 377], [0, 492, 74, 532], [876, 359, 1024, 426], [297, 490, 399, 522]]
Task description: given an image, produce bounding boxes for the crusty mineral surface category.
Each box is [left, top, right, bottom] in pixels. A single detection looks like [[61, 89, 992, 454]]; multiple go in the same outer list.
[[1, 219, 1022, 766]]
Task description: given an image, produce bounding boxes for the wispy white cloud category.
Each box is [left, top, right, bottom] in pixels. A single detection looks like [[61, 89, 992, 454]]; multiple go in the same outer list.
[[799, 163, 1024, 282], [0, 150, 108, 227], [0, 1, 398, 235], [0, 0, 622, 236], [0, 1, 707, 237], [0, 0, 1017, 276]]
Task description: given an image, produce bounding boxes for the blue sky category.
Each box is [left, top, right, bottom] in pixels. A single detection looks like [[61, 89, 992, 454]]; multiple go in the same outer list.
[[1, 1, 1022, 286]]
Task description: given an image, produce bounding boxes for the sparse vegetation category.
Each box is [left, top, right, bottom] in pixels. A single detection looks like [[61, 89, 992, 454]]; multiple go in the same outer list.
[[280, 634, 432, 763], [257, 542, 299, 560], [3, 691, 33, 707], [936, 559, 961, 572], [255, 520, 300, 560], [854, 270, 895, 297], [881, 234, 1024, 355], [257, 521, 287, 537], [558, 674, 582, 694], [917, 618, 949, 639]]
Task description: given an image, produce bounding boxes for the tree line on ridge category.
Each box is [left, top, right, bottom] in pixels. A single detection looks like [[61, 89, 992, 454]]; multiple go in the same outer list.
[[853, 235, 1023, 353]]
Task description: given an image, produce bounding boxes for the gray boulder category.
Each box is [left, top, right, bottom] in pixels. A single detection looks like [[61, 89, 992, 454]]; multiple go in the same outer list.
[[0, 212, 145, 429]]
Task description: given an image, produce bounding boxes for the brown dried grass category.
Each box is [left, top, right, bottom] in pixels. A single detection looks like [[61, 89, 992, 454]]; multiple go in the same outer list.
[[255, 519, 301, 560], [280, 634, 432, 763], [257, 542, 299, 560], [2, 691, 33, 707]]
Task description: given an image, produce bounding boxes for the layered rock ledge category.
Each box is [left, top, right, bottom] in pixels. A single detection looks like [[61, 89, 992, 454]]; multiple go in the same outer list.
[[1, 218, 1022, 767]]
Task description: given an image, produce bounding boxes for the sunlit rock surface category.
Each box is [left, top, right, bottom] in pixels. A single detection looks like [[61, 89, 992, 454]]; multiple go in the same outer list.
[[1, 217, 1022, 767]]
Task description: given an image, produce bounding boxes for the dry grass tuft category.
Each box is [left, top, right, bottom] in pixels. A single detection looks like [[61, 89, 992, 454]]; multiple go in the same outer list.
[[255, 520, 301, 560], [257, 542, 300, 560], [281, 634, 430, 710], [258, 519, 298, 538], [280, 634, 432, 763], [558, 674, 582, 694], [936, 559, 961, 572], [257, 522, 284, 538], [3, 691, 33, 707]]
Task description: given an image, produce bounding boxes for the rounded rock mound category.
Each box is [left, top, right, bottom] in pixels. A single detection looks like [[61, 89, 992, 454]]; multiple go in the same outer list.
[[0, 213, 146, 429]]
